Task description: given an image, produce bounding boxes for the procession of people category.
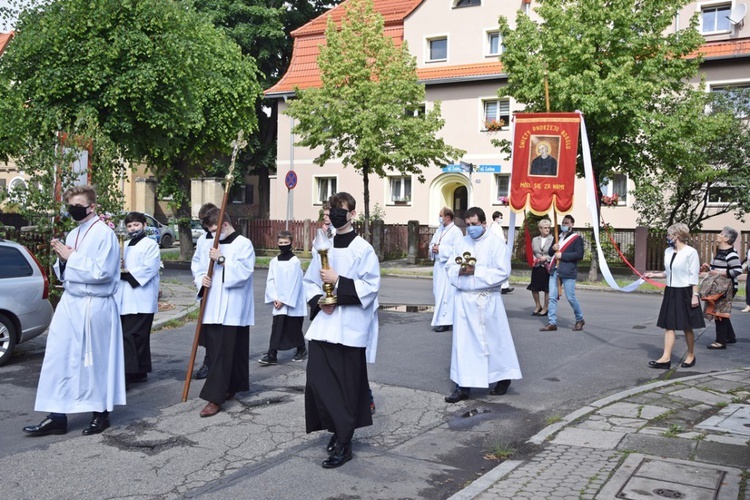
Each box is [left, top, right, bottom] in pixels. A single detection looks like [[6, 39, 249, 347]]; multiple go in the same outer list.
[[19, 184, 745, 472]]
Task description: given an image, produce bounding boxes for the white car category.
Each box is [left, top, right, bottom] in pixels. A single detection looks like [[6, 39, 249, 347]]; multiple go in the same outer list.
[[0, 237, 54, 366]]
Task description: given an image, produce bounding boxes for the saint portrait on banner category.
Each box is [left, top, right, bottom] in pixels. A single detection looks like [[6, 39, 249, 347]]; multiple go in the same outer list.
[[529, 137, 560, 177]]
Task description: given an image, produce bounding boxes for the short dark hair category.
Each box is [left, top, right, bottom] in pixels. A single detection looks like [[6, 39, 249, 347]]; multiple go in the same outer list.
[[204, 208, 232, 228], [124, 212, 147, 224], [464, 207, 486, 223], [198, 203, 217, 221], [278, 230, 293, 242], [492, 211, 502, 221], [329, 192, 356, 211], [563, 214, 575, 225], [442, 207, 454, 221]]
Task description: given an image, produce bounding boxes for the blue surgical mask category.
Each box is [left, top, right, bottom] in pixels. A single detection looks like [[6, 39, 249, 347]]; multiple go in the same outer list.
[[560, 225, 570, 233], [467, 225, 484, 240], [438, 216, 444, 226], [666, 238, 676, 248]]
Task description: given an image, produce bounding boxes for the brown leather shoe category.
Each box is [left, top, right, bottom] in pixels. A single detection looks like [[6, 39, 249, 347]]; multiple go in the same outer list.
[[573, 320, 585, 331], [539, 324, 557, 331], [199, 402, 221, 418]]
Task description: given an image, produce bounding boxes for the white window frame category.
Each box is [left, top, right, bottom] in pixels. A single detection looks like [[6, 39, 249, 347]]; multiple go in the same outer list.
[[708, 79, 750, 118], [425, 35, 448, 63], [388, 176, 412, 205], [698, 1, 732, 34], [494, 174, 510, 205], [485, 29, 502, 57], [599, 174, 629, 205], [453, 0, 481, 8], [707, 182, 735, 206], [313, 176, 338, 205], [481, 97, 511, 131], [8, 176, 27, 194]]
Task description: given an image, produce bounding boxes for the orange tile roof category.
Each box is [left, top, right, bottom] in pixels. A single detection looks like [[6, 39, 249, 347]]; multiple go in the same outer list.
[[417, 61, 504, 81], [293, 0, 423, 36], [696, 36, 750, 59], [0, 32, 13, 55]]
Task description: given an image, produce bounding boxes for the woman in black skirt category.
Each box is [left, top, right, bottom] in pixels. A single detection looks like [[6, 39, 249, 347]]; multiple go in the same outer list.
[[527, 219, 553, 315], [644, 223, 704, 369]]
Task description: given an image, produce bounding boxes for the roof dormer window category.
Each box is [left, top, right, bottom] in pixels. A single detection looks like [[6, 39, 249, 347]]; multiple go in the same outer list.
[[454, 0, 481, 7]]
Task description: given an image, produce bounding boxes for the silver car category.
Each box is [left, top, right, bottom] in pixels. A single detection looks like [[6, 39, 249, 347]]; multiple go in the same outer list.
[[0, 237, 54, 366]]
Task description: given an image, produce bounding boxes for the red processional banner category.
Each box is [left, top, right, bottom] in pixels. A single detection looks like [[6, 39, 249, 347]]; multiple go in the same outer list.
[[509, 112, 581, 215]]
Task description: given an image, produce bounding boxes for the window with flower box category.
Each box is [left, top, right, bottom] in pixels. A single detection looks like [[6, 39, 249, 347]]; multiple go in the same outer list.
[[495, 174, 510, 204], [599, 174, 628, 205], [389, 176, 412, 205], [315, 176, 337, 205], [483, 99, 510, 131]]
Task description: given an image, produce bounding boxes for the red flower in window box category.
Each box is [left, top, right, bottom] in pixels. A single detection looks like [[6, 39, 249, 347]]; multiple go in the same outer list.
[[484, 119, 505, 131]]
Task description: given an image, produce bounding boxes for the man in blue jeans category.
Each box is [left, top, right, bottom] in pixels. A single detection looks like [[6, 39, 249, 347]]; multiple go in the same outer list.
[[540, 214, 585, 331]]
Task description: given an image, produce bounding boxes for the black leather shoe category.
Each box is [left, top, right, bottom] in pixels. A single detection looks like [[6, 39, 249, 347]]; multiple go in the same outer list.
[[23, 418, 67, 436], [490, 379, 511, 396], [326, 433, 338, 453], [434, 325, 451, 332], [322, 444, 352, 468], [82, 415, 110, 435], [648, 360, 671, 369], [194, 364, 209, 380], [445, 388, 470, 403], [681, 357, 696, 368], [501, 287, 514, 294]]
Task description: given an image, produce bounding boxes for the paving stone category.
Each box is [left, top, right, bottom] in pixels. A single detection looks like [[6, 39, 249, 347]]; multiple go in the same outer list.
[[552, 428, 625, 449], [695, 440, 750, 469], [617, 434, 696, 460], [671, 387, 733, 405], [703, 433, 750, 446]]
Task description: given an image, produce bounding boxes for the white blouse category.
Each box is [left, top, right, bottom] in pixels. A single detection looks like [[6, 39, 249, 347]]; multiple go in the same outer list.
[[664, 246, 700, 288]]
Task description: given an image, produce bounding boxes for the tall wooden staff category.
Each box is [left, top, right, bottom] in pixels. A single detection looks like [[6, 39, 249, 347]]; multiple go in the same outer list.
[[181, 131, 247, 402]]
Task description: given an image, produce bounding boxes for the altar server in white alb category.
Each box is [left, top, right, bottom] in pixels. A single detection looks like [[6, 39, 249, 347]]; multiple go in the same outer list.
[[303, 192, 379, 469], [259, 230, 307, 365], [193, 208, 255, 418], [117, 211, 161, 386], [444, 206, 522, 404], [429, 207, 463, 332], [24, 185, 126, 437], [190, 203, 217, 381]]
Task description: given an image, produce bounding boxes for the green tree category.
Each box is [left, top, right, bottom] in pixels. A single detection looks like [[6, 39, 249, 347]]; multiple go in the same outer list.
[[632, 87, 750, 230], [189, 0, 342, 219], [285, 0, 463, 237], [498, 0, 705, 278], [0, 0, 261, 260], [498, 0, 705, 191]]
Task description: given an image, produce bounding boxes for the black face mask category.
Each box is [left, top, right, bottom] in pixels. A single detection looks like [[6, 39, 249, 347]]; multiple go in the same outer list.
[[68, 204, 90, 222], [329, 207, 349, 229], [278, 244, 292, 254]]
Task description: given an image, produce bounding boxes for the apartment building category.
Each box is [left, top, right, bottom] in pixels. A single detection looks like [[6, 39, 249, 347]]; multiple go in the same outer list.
[[265, 0, 750, 229]]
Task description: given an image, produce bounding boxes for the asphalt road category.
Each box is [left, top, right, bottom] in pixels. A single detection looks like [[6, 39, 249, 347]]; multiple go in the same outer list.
[[1, 268, 748, 498]]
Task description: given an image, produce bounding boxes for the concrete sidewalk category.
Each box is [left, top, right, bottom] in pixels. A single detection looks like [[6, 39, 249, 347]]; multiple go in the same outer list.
[[452, 369, 750, 499], [153, 278, 749, 499]]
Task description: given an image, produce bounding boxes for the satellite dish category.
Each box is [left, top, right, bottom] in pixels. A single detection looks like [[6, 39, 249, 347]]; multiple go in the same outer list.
[[728, 3, 747, 25]]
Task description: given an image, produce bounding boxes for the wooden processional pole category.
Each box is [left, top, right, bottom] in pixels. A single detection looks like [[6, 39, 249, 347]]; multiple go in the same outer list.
[[181, 131, 247, 402], [544, 73, 563, 299]]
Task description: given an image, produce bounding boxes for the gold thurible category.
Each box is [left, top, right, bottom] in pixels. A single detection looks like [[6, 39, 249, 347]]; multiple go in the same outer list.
[[317, 248, 338, 305]]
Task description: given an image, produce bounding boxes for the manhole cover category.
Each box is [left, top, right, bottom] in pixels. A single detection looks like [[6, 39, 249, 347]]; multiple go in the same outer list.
[[652, 488, 684, 498]]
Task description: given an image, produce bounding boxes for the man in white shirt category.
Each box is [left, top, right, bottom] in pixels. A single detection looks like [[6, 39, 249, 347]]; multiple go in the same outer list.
[[429, 207, 463, 332]]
